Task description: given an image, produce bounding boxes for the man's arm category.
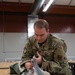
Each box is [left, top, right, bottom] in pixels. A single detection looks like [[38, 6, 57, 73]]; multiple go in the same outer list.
[[41, 43, 71, 75]]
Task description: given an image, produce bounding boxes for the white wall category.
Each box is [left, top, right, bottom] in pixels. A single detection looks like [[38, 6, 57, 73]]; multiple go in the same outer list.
[[0, 32, 75, 61], [0, 33, 27, 61]]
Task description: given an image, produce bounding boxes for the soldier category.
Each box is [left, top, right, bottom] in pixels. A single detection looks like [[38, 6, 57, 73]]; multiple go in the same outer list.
[[20, 19, 72, 75]]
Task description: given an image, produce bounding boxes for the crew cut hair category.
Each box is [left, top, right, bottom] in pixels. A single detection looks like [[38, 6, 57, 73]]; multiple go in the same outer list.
[[34, 19, 49, 31]]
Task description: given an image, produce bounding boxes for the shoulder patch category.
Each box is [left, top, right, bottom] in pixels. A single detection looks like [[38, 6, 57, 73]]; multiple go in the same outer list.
[[54, 47, 65, 63], [57, 55, 63, 61]]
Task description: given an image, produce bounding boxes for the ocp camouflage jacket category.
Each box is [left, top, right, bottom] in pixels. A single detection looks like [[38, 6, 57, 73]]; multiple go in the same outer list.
[[21, 34, 72, 75]]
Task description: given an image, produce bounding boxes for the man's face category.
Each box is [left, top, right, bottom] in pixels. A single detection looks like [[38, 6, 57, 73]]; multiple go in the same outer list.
[[34, 26, 49, 43]]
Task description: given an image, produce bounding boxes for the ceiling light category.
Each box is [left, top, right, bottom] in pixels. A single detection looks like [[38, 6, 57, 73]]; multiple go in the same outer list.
[[43, 0, 54, 12], [41, 0, 45, 7]]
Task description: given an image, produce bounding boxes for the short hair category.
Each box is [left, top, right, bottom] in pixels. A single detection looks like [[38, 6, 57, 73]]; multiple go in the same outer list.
[[34, 19, 49, 31]]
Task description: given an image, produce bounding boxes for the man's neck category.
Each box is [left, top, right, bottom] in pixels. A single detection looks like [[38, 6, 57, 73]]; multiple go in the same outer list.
[[38, 39, 47, 46]]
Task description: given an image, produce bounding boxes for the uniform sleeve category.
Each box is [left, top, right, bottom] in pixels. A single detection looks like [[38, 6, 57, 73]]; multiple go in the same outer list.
[[41, 40, 71, 75], [41, 47, 64, 74], [20, 39, 34, 67], [54, 47, 68, 74]]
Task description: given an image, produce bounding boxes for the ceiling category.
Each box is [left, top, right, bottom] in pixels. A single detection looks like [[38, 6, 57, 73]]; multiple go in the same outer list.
[[0, 0, 75, 15], [0, 0, 75, 6]]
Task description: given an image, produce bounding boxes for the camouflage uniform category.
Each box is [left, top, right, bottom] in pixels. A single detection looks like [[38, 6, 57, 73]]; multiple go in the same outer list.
[[20, 34, 72, 75]]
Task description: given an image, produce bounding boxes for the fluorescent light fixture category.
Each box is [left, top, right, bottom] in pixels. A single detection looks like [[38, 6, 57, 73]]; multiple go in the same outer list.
[[43, 0, 54, 12], [41, 0, 45, 7]]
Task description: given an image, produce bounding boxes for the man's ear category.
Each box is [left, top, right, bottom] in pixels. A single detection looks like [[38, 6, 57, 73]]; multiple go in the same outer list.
[[47, 29, 49, 33]]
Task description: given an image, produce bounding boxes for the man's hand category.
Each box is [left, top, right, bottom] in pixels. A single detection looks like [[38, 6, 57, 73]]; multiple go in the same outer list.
[[25, 52, 42, 69], [25, 61, 33, 70], [35, 52, 42, 65]]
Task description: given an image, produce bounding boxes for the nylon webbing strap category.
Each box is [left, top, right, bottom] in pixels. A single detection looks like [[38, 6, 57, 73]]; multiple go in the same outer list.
[[33, 58, 43, 75]]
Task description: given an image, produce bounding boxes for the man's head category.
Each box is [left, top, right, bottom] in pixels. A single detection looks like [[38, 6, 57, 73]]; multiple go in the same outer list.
[[34, 19, 49, 43]]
